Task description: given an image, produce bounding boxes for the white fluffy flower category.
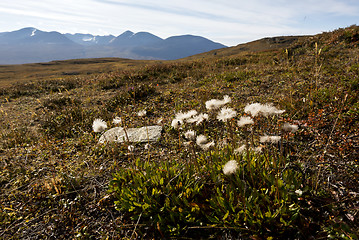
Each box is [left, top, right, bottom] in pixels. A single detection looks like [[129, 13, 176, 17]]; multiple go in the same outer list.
[[282, 123, 298, 133], [205, 95, 231, 110], [92, 118, 107, 133], [260, 135, 281, 144], [137, 110, 147, 117], [196, 134, 208, 145], [187, 113, 209, 125], [223, 160, 239, 175], [237, 116, 254, 127], [217, 107, 237, 122], [184, 130, 196, 141], [128, 145, 135, 152], [254, 146, 263, 153], [171, 110, 197, 129], [199, 141, 215, 151], [171, 119, 183, 129], [196, 134, 214, 150], [112, 117, 122, 125], [244, 103, 262, 117], [244, 103, 285, 117], [234, 144, 247, 155], [175, 110, 198, 121], [223, 95, 231, 104]]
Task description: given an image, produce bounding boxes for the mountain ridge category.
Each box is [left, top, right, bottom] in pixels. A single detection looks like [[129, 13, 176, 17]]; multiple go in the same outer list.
[[0, 28, 226, 64]]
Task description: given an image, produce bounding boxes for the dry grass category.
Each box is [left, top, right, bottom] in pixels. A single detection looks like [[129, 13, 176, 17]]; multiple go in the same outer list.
[[0, 58, 156, 88]]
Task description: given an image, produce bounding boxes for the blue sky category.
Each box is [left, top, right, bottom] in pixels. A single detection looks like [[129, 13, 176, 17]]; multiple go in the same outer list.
[[0, 0, 358, 46]]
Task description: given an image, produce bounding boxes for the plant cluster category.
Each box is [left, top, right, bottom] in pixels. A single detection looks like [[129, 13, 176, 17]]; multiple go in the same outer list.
[[108, 98, 346, 238]]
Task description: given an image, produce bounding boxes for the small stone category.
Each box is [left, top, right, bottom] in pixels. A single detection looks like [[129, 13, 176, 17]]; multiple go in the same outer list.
[[99, 125, 162, 144]]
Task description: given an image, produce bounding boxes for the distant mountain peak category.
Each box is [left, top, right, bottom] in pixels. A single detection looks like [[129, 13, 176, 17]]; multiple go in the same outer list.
[[133, 32, 162, 39], [20, 27, 37, 31], [119, 30, 134, 38], [0, 27, 227, 64], [15, 27, 38, 35]]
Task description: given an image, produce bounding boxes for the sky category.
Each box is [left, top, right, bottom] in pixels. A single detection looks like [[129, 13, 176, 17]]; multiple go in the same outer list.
[[0, 0, 358, 46]]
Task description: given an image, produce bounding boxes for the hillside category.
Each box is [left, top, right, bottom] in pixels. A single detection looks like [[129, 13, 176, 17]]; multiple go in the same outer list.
[[0, 26, 358, 239], [0, 58, 153, 88], [185, 35, 307, 60]]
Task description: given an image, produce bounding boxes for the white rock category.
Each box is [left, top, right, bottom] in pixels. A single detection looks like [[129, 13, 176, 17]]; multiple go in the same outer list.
[[99, 125, 162, 144]]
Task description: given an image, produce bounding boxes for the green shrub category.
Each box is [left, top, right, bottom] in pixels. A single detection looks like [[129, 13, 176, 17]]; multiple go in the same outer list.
[[109, 146, 307, 238], [110, 158, 208, 237]]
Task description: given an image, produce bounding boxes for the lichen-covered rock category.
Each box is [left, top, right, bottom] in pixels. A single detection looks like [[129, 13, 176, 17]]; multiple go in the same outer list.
[[99, 125, 162, 144]]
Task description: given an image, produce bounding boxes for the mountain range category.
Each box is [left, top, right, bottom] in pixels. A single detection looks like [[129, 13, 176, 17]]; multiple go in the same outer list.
[[0, 28, 227, 64]]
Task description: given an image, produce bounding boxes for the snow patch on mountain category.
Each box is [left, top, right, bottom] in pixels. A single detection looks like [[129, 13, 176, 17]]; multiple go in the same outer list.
[[83, 37, 95, 42], [31, 29, 37, 37]]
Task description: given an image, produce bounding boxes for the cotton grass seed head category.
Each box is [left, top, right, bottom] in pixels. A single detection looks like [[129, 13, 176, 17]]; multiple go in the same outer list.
[[184, 130, 196, 141], [137, 110, 147, 117], [175, 110, 198, 121], [282, 123, 298, 133], [171, 119, 183, 129], [196, 134, 208, 145], [93, 118, 107, 133], [196, 134, 214, 150], [205, 99, 221, 111], [205, 95, 231, 110], [260, 135, 281, 144], [217, 107, 237, 122], [112, 117, 122, 125], [199, 141, 215, 151], [237, 116, 254, 127], [187, 113, 209, 125], [223, 95, 231, 104], [223, 160, 239, 175], [244, 103, 262, 117], [234, 144, 247, 155], [244, 103, 285, 117], [254, 146, 263, 153]]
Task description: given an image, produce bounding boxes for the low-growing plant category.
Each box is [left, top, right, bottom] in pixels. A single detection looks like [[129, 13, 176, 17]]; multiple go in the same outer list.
[[220, 70, 254, 82], [41, 105, 97, 139], [109, 146, 309, 238], [42, 96, 81, 110], [39, 78, 82, 93], [1, 126, 37, 149], [110, 158, 209, 237], [109, 98, 314, 238]]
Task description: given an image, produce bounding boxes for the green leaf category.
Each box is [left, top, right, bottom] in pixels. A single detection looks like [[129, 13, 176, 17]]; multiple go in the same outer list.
[[223, 211, 230, 220]]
